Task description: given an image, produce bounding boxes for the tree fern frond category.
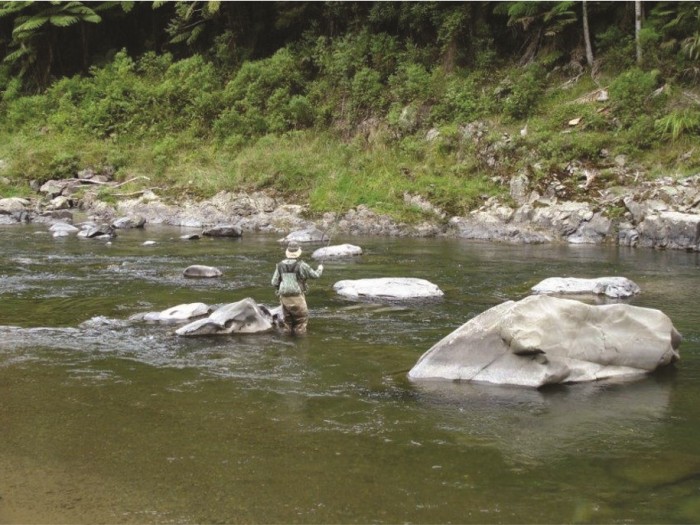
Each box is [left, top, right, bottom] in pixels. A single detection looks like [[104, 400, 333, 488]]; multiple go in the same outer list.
[[49, 14, 80, 27], [187, 23, 204, 45], [205, 1, 220, 15], [3, 47, 28, 63], [13, 17, 49, 35], [169, 31, 190, 44]]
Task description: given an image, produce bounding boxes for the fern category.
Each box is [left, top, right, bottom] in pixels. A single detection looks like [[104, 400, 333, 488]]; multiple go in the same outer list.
[[655, 109, 700, 141]]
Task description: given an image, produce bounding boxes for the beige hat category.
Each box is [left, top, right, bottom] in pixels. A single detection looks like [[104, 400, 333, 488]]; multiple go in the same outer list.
[[285, 242, 302, 258]]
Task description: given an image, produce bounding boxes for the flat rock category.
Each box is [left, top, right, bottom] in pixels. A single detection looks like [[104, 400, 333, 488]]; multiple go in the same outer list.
[[140, 302, 211, 323], [183, 265, 222, 278], [408, 295, 681, 388], [280, 227, 329, 244], [531, 276, 641, 298], [311, 244, 363, 259], [333, 277, 444, 301]]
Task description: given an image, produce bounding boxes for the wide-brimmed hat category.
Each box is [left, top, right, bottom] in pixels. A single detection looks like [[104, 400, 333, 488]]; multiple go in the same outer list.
[[285, 242, 302, 258]]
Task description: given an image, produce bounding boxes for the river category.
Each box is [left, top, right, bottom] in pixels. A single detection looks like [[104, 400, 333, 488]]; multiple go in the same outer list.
[[1, 224, 699, 523]]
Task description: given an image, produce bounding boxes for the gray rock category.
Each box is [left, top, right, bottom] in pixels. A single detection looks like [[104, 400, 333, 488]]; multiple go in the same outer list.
[[636, 211, 700, 251], [202, 224, 242, 237], [280, 227, 329, 244], [408, 295, 681, 388], [112, 216, 146, 229], [333, 277, 444, 301], [80, 224, 116, 239], [531, 277, 641, 298], [311, 244, 363, 260], [49, 222, 79, 236], [183, 265, 222, 278], [0, 197, 30, 214], [180, 234, 201, 240], [139, 302, 211, 323], [176, 298, 279, 336], [48, 195, 72, 210], [566, 212, 613, 244], [509, 173, 530, 205], [39, 210, 74, 222], [39, 180, 69, 198]]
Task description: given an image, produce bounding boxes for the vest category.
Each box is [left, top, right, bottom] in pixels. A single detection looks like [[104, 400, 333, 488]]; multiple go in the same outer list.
[[276, 260, 307, 296]]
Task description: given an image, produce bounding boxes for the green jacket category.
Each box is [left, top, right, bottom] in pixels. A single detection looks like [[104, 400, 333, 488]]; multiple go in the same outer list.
[[271, 258, 323, 296]]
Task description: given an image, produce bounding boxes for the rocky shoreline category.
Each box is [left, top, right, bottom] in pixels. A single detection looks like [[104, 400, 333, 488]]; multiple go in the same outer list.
[[1, 170, 699, 252]]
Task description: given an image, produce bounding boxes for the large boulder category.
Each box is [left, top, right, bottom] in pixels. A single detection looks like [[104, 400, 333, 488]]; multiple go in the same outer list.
[[334, 277, 444, 301], [176, 298, 280, 336], [531, 276, 641, 298], [408, 295, 681, 388]]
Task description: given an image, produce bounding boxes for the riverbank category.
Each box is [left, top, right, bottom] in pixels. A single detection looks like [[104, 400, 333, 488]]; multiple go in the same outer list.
[[1, 169, 698, 252]]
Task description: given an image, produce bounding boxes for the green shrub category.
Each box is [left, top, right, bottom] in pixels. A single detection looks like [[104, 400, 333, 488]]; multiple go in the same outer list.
[[502, 64, 546, 120], [655, 108, 700, 140], [621, 115, 658, 151], [608, 68, 662, 126], [2, 92, 51, 129], [48, 152, 80, 179], [431, 73, 481, 124], [349, 67, 386, 121], [596, 26, 635, 70], [214, 48, 311, 138], [388, 63, 433, 105]]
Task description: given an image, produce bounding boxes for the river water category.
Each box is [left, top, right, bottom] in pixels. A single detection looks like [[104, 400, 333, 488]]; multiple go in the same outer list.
[[1, 223, 699, 524]]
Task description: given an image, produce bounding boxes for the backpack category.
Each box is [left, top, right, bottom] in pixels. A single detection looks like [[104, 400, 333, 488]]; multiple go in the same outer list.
[[276, 260, 307, 296]]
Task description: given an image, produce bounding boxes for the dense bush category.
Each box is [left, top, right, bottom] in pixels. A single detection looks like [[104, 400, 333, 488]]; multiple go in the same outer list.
[[1, 2, 700, 221], [609, 68, 663, 126], [213, 48, 313, 138]]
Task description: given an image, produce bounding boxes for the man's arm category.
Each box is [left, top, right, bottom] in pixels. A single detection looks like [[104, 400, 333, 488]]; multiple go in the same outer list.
[[271, 265, 281, 287], [300, 261, 323, 279]]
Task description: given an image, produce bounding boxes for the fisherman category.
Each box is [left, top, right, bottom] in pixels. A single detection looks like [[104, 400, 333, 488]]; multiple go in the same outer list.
[[271, 242, 324, 335]]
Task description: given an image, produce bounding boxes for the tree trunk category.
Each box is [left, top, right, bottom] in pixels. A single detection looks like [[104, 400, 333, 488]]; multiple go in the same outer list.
[[635, 0, 642, 65], [582, 0, 594, 66]]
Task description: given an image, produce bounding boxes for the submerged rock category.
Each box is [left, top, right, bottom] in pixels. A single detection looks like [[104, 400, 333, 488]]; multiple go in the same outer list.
[[333, 277, 444, 301], [531, 276, 641, 298], [311, 244, 363, 259], [176, 298, 280, 336], [408, 295, 681, 388]]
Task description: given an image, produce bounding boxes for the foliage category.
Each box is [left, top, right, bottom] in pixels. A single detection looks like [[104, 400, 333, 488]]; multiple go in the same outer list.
[[213, 48, 313, 138], [502, 64, 546, 120], [1, 1, 700, 220], [608, 67, 662, 126], [655, 108, 700, 140]]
